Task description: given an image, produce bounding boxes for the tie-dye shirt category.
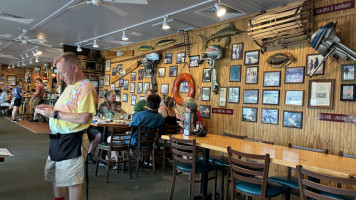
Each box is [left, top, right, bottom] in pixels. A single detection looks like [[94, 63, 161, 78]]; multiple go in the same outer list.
[[49, 79, 97, 134]]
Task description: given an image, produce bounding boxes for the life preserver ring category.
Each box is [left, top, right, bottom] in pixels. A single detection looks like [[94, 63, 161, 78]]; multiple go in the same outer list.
[[172, 73, 195, 106]]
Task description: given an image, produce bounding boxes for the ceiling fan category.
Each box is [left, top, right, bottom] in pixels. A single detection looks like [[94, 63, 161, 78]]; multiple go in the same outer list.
[[68, 0, 148, 16]]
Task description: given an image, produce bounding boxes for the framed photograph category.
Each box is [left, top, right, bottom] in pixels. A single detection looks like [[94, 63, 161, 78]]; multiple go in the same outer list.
[[112, 67, 117, 76], [176, 52, 185, 64], [104, 74, 110, 86], [245, 66, 258, 84], [110, 84, 115, 91], [144, 67, 152, 78], [262, 90, 280, 105], [105, 60, 111, 72], [340, 84, 355, 101], [164, 53, 173, 64], [242, 107, 257, 122], [137, 82, 143, 94], [144, 82, 150, 94], [130, 72, 136, 81], [138, 69, 144, 80], [261, 108, 279, 125], [285, 67, 304, 84], [229, 65, 241, 82], [99, 91, 104, 98], [244, 50, 259, 65], [117, 64, 122, 73], [189, 55, 200, 67], [263, 71, 281, 87], [123, 80, 129, 90], [130, 82, 135, 93], [99, 79, 104, 88], [202, 68, 211, 83], [122, 93, 128, 102], [200, 105, 211, 119], [118, 79, 124, 87], [285, 90, 304, 106], [232, 43, 243, 60], [308, 79, 335, 109], [283, 111, 303, 129], [161, 84, 169, 94], [180, 81, 189, 93], [306, 54, 324, 76], [201, 87, 211, 101], [115, 88, 121, 101], [169, 66, 178, 77], [243, 89, 258, 104], [228, 87, 240, 103], [131, 94, 137, 105], [158, 68, 165, 77], [341, 64, 355, 81], [139, 96, 145, 101], [218, 87, 227, 107]]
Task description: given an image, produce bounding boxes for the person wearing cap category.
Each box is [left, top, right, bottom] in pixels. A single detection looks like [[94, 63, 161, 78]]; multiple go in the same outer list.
[[134, 89, 155, 113], [177, 97, 201, 128]]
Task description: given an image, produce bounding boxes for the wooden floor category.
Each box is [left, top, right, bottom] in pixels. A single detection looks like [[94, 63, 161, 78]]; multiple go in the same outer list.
[[14, 118, 50, 133]]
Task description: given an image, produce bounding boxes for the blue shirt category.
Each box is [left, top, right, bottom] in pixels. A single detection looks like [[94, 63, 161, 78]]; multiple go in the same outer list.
[[13, 86, 22, 99]]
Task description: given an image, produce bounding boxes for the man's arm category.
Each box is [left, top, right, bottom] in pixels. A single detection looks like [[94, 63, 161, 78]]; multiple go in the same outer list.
[[36, 107, 92, 124], [30, 87, 40, 101]]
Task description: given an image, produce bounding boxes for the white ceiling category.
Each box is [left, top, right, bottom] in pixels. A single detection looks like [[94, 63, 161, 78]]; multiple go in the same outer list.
[[0, 0, 300, 67]]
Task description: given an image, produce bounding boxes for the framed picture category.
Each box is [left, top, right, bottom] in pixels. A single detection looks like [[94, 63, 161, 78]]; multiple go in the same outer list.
[[118, 79, 124, 87], [117, 64, 122, 73], [110, 84, 115, 91], [122, 94, 128, 102], [137, 82, 143, 94], [340, 84, 355, 101], [202, 68, 211, 83], [138, 69, 144, 80], [283, 111, 303, 129], [112, 67, 117, 76], [245, 66, 258, 84], [306, 54, 324, 76], [144, 67, 152, 78], [262, 90, 280, 105], [201, 87, 211, 101], [232, 43, 243, 60], [242, 107, 257, 122], [261, 108, 278, 125], [176, 52, 185, 64], [144, 82, 150, 94], [131, 94, 137, 105], [228, 87, 240, 103], [243, 89, 258, 104], [99, 91, 104, 98], [244, 50, 259, 65], [164, 53, 173, 64], [200, 105, 211, 119], [218, 87, 227, 107], [139, 96, 145, 101], [263, 71, 281, 87], [99, 79, 104, 88], [189, 55, 200, 67], [285, 90, 304, 106], [123, 80, 129, 90], [130, 82, 135, 93], [341, 64, 355, 81], [158, 67, 165, 77], [115, 88, 121, 101], [105, 74, 110, 86], [169, 66, 178, 77], [180, 81, 189, 93], [229, 65, 241, 82], [130, 72, 136, 81], [105, 60, 111, 72], [161, 84, 169, 94], [308, 79, 335, 109], [285, 67, 304, 84]]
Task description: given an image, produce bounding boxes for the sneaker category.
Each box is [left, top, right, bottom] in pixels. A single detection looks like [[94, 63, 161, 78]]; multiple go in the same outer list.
[[87, 154, 95, 164], [143, 161, 153, 167], [11, 119, 18, 122], [28, 119, 39, 122]]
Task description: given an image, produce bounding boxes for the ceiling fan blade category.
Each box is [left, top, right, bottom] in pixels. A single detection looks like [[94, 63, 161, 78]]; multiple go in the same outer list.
[[101, 3, 129, 16], [68, 1, 92, 9], [28, 38, 47, 43], [104, 0, 147, 4]]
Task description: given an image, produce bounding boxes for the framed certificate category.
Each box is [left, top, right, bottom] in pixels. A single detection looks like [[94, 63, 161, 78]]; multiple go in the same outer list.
[[308, 79, 335, 109]]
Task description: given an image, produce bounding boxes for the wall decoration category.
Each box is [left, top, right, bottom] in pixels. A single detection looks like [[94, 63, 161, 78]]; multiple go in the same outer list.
[[131, 94, 137, 105], [232, 43, 243, 60], [169, 66, 178, 77], [340, 84, 355, 101], [123, 80, 129, 90], [161, 84, 169, 94], [341, 64, 355, 81], [139, 96, 145, 101], [117, 64, 122, 73], [263, 71, 281, 87], [176, 52, 185, 64], [318, 113, 356, 124], [212, 108, 233, 115], [138, 69, 143, 80], [245, 66, 258, 84], [164, 53, 173, 64], [306, 54, 324, 76], [130, 72, 136, 81], [112, 67, 117, 76], [7, 75, 16, 86], [110, 84, 115, 91], [285, 90, 304, 106], [229, 65, 241, 82], [130, 82, 135, 93], [138, 45, 154, 51], [200, 105, 211, 119], [99, 79, 104, 88], [262, 90, 280, 105], [244, 50, 259, 65], [156, 39, 175, 46], [104, 74, 110, 86], [202, 68, 211, 83], [218, 87, 227, 107], [228, 87, 240, 103], [308, 79, 335, 109], [115, 88, 121, 101], [99, 91, 104, 98], [144, 67, 152, 78], [158, 67, 165, 77], [137, 82, 143, 94], [285, 67, 304, 84], [122, 94, 128, 102], [180, 81, 189, 93], [266, 52, 295, 68], [261, 108, 278, 125], [189, 55, 200, 67], [242, 107, 257, 122], [144, 82, 150, 94], [105, 60, 111, 72], [283, 111, 303, 129], [243, 89, 258, 104], [118, 79, 124, 87], [201, 87, 211, 101]]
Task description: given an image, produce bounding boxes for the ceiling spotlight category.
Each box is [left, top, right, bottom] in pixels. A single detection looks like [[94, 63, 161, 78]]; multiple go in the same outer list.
[[32, 50, 37, 56], [35, 57, 39, 63], [93, 39, 99, 48], [162, 16, 170, 30], [22, 62, 25, 66], [12, 64, 15, 68], [215, 2, 226, 17], [36, 49, 42, 55], [17, 63, 20, 67], [77, 44, 82, 52], [29, 59, 33, 65], [21, 55, 25, 60], [25, 52, 29, 58], [122, 30, 128, 41]]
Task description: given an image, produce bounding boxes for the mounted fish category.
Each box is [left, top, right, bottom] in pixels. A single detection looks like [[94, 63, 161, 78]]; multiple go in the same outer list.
[[266, 52, 295, 68], [199, 22, 248, 51], [156, 39, 175, 47], [138, 45, 154, 51]]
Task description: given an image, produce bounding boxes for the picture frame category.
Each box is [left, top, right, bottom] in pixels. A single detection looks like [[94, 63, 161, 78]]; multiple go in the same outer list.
[[202, 68, 211, 83], [285, 67, 304, 84], [164, 53, 173, 64], [340, 84, 355, 101], [131, 94, 137, 105], [229, 65, 241, 82], [99, 79, 104, 88], [261, 108, 279, 125], [243, 89, 258, 104], [161, 84, 169, 94], [189, 55, 200, 67], [263, 71, 281, 87], [201, 87, 211, 101], [130, 82, 135, 93], [283, 111, 303, 129], [308, 79, 335, 109], [242, 107, 257, 122], [232, 42, 243, 60], [118, 79, 124, 87], [306, 54, 324, 76], [105, 74, 110, 86], [200, 105, 211, 119], [180, 81, 189, 93], [122, 93, 128, 102], [218, 87, 227, 107], [228, 87, 240, 103], [130, 72, 136, 81], [138, 69, 144, 80], [158, 67, 165, 77], [137, 82, 143, 94], [105, 60, 111, 72], [341, 64, 355, 81], [144, 67, 152, 78], [285, 90, 304, 106], [244, 50, 259, 65], [176, 52, 185, 64], [115, 88, 121, 101], [112, 67, 117, 76], [144, 82, 150, 94], [117, 64, 122, 73], [245, 66, 258, 84], [169, 66, 178, 77], [123, 80, 129, 90], [139, 96, 145, 101], [262, 89, 280, 105], [99, 91, 104, 98], [110, 84, 115, 91]]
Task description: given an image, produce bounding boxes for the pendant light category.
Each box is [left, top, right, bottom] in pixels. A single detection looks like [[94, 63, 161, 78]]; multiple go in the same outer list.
[[32, 50, 37, 56], [93, 39, 99, 48], [122, 30, 128, 41], [77, 44, 82, 52], [162, 16, 170, 30], [35, 57, 39, 63], [29, 58, 33, 65], [21, 55, 25, 60], [215, 1, 226, 17]]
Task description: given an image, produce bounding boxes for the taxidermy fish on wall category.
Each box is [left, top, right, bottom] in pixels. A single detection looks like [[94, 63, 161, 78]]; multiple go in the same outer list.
[[266, 52, 295, 68], [138, 46, 154, 51], [156, 39, 175, 46]]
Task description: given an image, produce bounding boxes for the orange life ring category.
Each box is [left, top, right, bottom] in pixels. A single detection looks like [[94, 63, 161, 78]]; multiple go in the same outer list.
[[172, 73, 195, 106]]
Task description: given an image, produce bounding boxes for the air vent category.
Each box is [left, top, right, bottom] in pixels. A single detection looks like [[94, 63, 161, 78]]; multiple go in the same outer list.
[[0, 12, 34, 24], [195, 3, 246, 21]]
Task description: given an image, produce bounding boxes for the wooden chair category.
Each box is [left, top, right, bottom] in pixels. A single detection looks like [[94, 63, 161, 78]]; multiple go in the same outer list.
[[161, 124, 180, 172], [296, 165, 356, 200], [95, 126, 132, 183], [170, 135, 217, 200]]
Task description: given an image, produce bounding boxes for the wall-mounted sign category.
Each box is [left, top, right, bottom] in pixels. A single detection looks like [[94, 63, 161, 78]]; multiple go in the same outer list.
[[318, 113, 356, 124], [212, 108, 233, 115], [314, 1, 354, 15]]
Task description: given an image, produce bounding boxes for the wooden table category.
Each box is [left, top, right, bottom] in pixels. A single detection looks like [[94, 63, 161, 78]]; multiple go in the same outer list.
[[91, 121, 130, 142]]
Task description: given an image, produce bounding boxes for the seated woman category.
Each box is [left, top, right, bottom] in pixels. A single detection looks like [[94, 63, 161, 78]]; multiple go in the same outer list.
[[158, 95, 177, 125], [176, 97, 201, 128]]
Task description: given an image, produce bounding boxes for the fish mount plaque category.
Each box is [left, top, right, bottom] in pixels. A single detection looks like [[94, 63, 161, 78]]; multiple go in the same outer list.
[[266, 52, 295, 68]]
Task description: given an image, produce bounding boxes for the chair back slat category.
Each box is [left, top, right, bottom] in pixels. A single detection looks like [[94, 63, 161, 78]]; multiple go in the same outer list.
[[233, 172, 263, 185], [166, 124, 180, 135], [232, 164, 264, 177], [174, 155, 194, 164], [170, 135, 196, 165], [231, 156, 265, 169], [222, 132, 246, 140], [108, 126, 132, 148], [172, 149, 194, 159], [137, 126, 159, 149], [303, 190, 336, 200], [245, 137, 274, 145]]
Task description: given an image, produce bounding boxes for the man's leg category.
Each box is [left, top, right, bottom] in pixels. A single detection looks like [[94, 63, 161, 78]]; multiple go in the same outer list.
[[53, 184, 66, 200], [88, 133, 102, 154], [12, 106, 18, 120], [68, 184, 82, 200]]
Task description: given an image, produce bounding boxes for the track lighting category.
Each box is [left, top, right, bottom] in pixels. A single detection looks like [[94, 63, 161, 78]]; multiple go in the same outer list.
[[21, 55, 25, 60], [162, 16, 170, 30], [122, 30, 128, 41], [35, 57, 39, 63], [77, 44, 82, 52], [36, 49, 42, 55], [17, 63, 20, 67], [29, 59, 33, 65], [32, 50, 37, 56], [25, 52, 29, 58], [93, 39, 99, 48], [215, 2, 226, 17], [12, 64, 15, 68], [22, 62, 25, 66]]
